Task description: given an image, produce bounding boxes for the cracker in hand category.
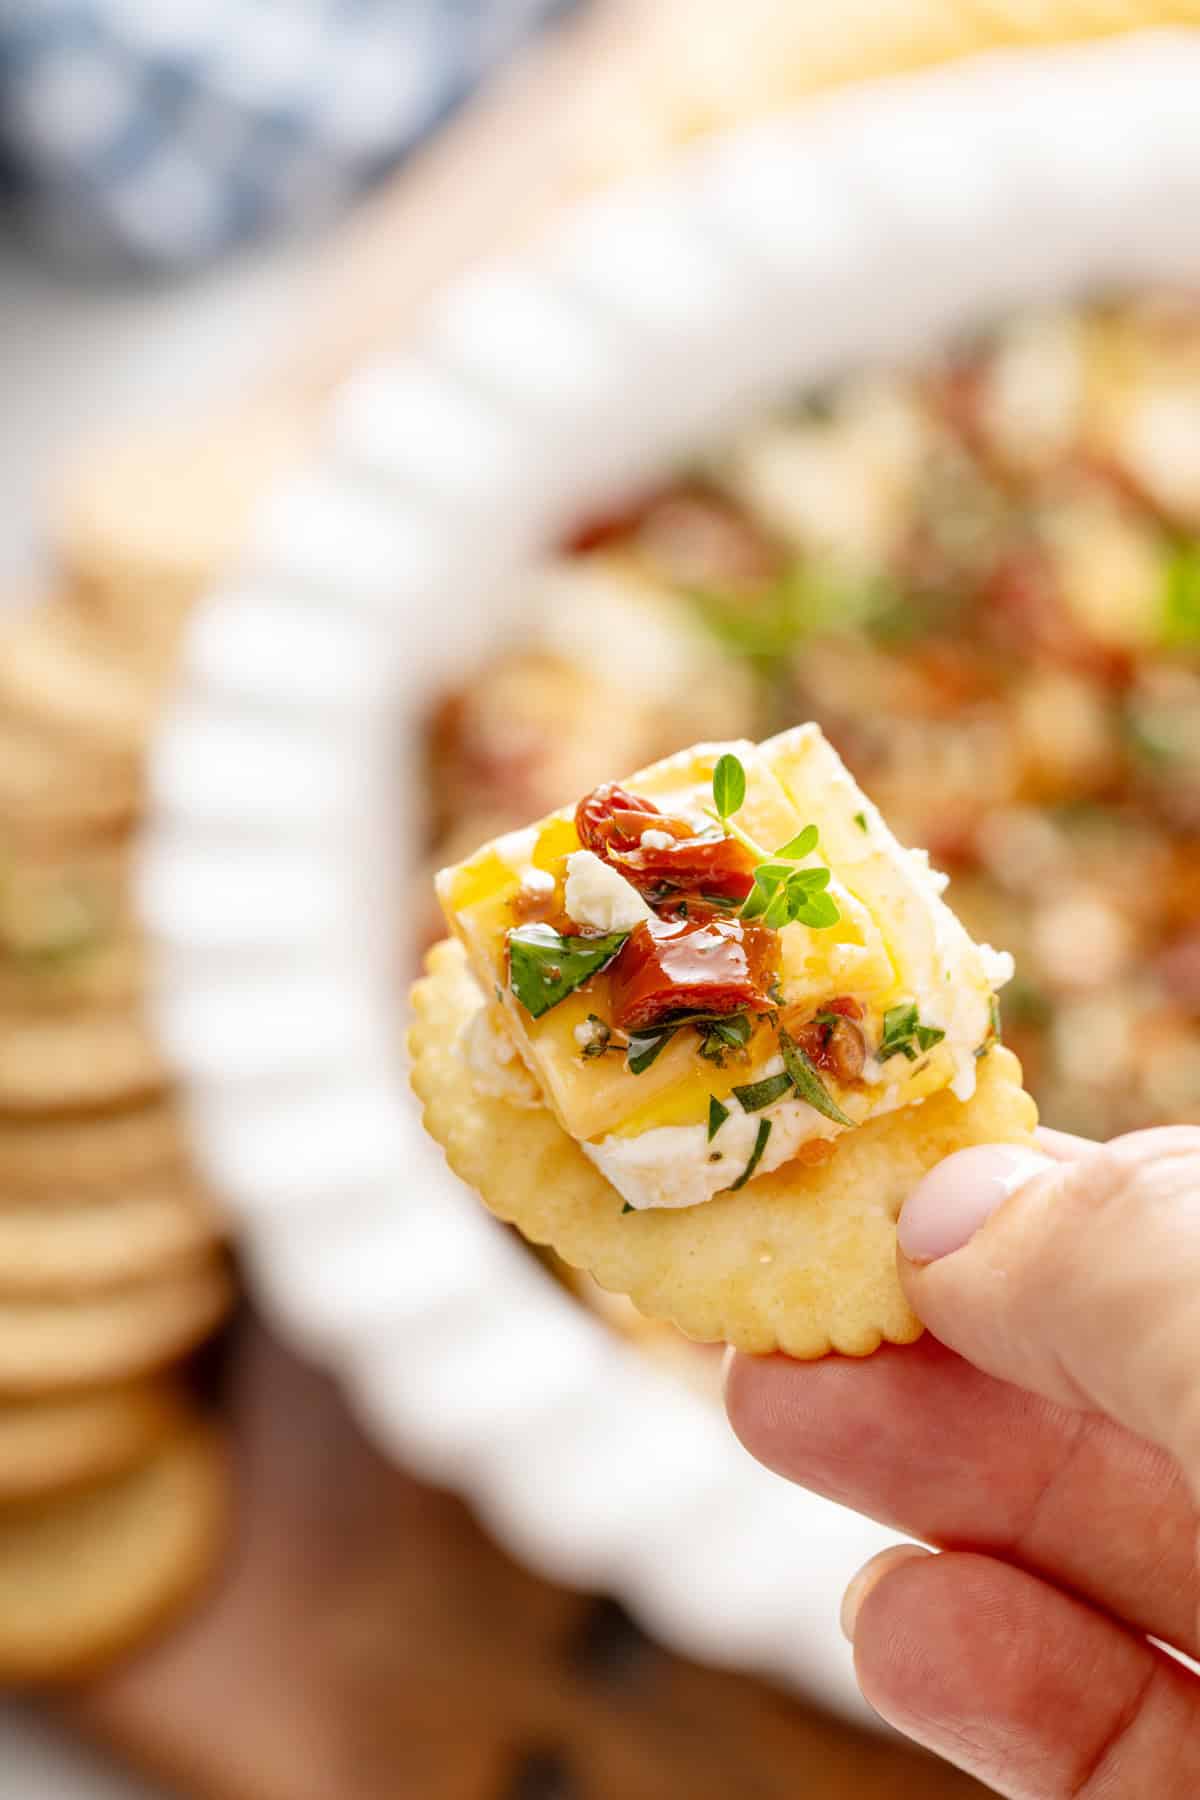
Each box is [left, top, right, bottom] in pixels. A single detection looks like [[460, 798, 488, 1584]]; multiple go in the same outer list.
[[410, 726, 1036, 1356]]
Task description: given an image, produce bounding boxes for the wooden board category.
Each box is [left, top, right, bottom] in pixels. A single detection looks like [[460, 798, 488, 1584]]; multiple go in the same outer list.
[[64, 1323, 985, 1800]]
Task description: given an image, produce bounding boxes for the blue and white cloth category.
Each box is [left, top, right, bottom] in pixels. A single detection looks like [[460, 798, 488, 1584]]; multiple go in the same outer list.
[[0, 0, 577, 267]]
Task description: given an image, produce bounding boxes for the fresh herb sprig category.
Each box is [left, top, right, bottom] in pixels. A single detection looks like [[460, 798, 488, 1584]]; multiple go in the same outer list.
[[707, 754, 841, 931]]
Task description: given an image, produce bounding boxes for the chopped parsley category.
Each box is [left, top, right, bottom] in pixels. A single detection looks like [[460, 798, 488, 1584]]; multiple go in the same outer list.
[[698, 1012, 753, 1064], [778, 1031, 854, 1127], [877, 1002, 946, 1062], [725, 1118, 772, 1191], [732, 1031, 855, 1126], [621, 1202, 635, 1215], [507, 924, 628, 1019], [627, 1010, 753, 1075], [732, 1070, 793, 1112], [707, 1095, 730, 1140], [626, 1026, 678, 1075], [854, 811, 868, 832]]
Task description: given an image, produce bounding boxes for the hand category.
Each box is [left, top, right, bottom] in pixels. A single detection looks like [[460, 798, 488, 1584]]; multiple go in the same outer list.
[[726, 1126, 1200, 1798]]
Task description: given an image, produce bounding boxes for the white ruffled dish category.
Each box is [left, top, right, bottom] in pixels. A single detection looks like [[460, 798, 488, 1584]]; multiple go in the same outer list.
[[143, 32, 1200, 1718]]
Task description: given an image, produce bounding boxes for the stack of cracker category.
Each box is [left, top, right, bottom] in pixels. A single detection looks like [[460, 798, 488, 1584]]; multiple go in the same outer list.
[[0, 409, 303, 1682]]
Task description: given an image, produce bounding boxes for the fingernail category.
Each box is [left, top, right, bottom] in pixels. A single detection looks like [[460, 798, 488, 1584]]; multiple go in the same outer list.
[[898, 1144, 1054, 1264], [841, 1545, 932, 1643]]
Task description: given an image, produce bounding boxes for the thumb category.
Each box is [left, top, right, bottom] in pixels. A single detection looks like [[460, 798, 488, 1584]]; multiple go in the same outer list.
[[898, 1129, 1200, 1492]]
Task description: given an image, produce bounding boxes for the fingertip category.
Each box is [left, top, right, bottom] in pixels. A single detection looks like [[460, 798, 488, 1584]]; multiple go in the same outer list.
[[897, 1144, 1055, 1266], [723, 1347, 767, 1453], [841, 1544, 933, 1643]]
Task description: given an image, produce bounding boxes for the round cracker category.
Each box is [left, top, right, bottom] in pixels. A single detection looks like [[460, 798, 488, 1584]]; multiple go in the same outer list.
[[0, 1009, 166, 1116], [57, 403, 308, 669], [0, 718, 139, 839], [0, 1380, 189, 1506], [0, 1102, 186, 1194], [0, 1180, 223, 1297], [0, 934, 144, 1015], [409, 940, 1039, 1358], [0, 842, 142, 1014], [0, 603, 159, 754], [0, 1259, 233, 1395], [0, 1420, 229, 1683]]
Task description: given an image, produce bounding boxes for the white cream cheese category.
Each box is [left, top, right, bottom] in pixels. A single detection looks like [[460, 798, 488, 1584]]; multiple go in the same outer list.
[[583, 1080, 843, 1211], [458, 1004, 541, 1108], [564, 850, 653, 934]]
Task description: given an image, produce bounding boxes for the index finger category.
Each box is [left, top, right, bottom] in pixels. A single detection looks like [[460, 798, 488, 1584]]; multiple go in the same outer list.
[[726, 1335, 1199, 1657]]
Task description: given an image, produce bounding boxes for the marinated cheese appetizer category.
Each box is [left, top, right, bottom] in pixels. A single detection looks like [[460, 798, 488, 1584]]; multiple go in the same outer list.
[[410, 725, 1037, 1356]]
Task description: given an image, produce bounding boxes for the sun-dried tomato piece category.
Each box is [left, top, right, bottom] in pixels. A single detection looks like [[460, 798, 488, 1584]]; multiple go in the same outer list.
[[782, 997, 866, 1081], [575, 783, 757, 902], [575, 785, 663, 857], [612, 833, 758, 904], [609, 915, 778, 1032]]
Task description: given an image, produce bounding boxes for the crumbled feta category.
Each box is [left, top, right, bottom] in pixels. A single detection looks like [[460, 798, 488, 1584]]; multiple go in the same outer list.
[[573, 1017, 610, 1054], [639, 828, 675, 851], [564, 850, 653, 934]]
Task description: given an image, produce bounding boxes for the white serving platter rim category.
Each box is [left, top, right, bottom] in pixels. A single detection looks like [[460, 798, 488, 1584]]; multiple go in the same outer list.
[[143, 30, 1200, 1718]]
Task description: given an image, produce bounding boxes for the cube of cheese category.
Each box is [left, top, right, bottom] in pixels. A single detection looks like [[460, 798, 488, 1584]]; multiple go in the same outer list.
[[435, 728, 1011, 1210]]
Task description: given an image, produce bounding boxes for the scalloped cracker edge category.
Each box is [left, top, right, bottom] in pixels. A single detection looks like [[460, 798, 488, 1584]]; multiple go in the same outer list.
[[409, 939, 1037, 1358]]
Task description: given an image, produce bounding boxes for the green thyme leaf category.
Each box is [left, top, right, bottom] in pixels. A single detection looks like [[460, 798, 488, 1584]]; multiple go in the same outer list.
[[707, 1096, 730, 1141], [775, 825, 819, 859], [854, 811, 868, 832], [621, 1202, 635, 1215], [739, 883, 769, 922], [627, 1027, 678, 1075], [712, 753, 747, 821], [778, 1031, 854, 1127], [507, 924, 628, 1019], [732, 1070, 793, 1112], [725, 1118, 772, 1191], [763, 886, 792, 930]]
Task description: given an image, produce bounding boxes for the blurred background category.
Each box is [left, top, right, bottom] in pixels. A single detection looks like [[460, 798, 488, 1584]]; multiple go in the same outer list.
[[2, 2, 1200, 1796]]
